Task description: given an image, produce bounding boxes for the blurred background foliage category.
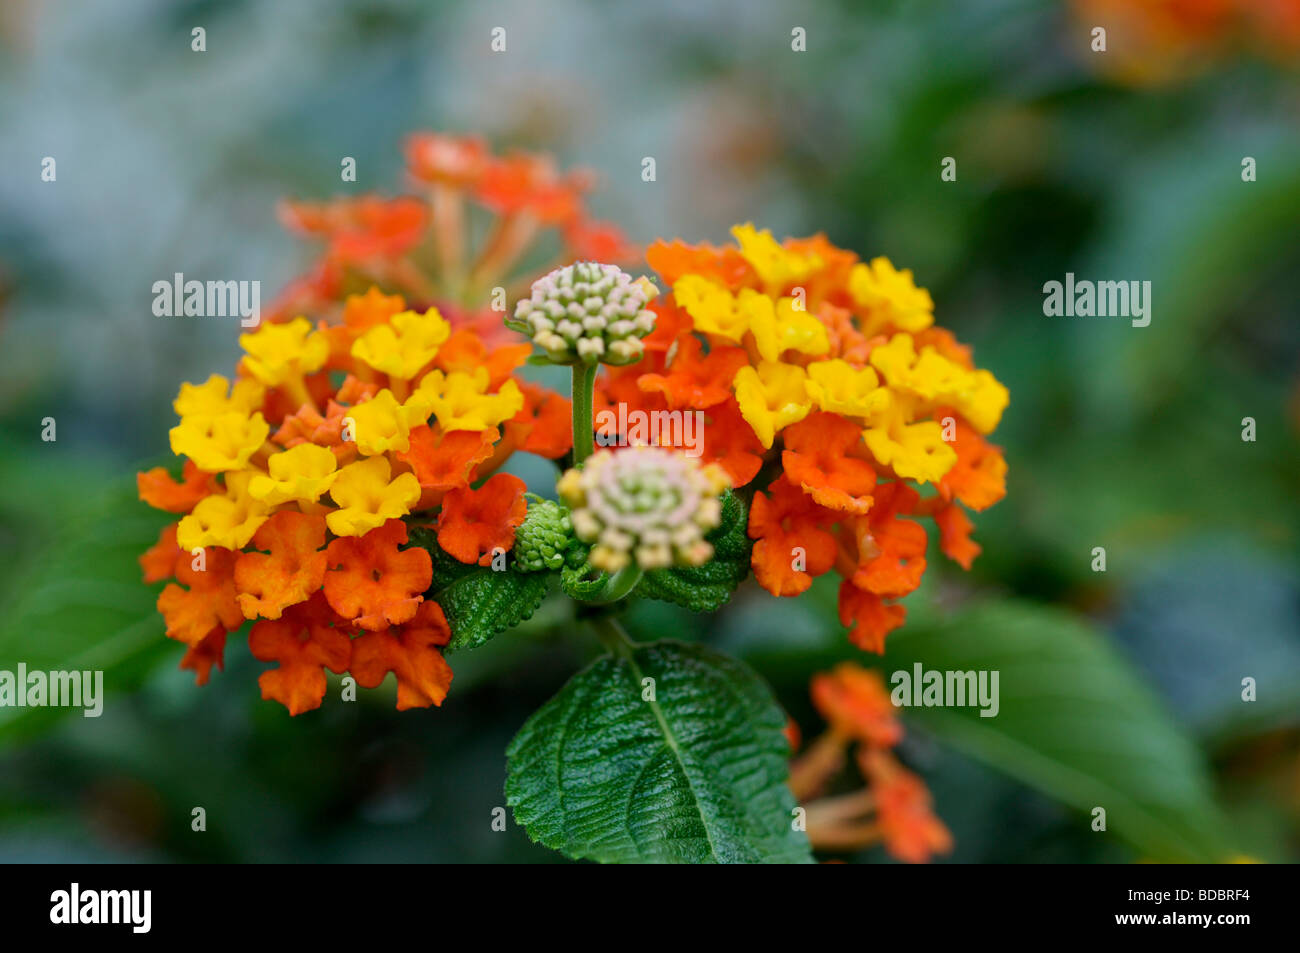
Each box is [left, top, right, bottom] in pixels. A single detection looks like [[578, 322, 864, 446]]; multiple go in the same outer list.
[[0, 0, 1296, 863]]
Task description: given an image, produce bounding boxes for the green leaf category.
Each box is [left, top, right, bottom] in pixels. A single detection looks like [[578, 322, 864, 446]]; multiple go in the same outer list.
[[634, 490, 751, 613], [505, 639, 812, 863], [881, 600, 1234, 862], [0, 476, 175, 744], [416, 532, 552, 651]]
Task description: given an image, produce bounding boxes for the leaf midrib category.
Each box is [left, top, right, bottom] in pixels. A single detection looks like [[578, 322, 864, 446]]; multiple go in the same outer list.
[[620, 647, 721, 863]]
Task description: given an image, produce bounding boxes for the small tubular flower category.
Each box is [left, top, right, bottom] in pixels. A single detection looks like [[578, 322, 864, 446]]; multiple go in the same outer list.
[[804, 359, 890, 419], [513, 261, 658, 365], [173, 374, 264, 418], [409, 368, 524, 432], [747, 295, 831, 363], [238, 317, 329, 388], [849, 257, 935, 334], [396, 425, 497, 496], [156, 546, 243, 647], [350, 307, 451, 382], [780, 413, 876, 515], [248, 442, 339, 505], [557, 446, 730, 572], [176, 471, 272, 551], [248, 592, 353, 716], [325, 455, 420, 537], [859, 747, 953, 864], [747, 477, 838, 597], [672, 276, 751, 343], [169, 410, 270, 474], [137, 460, 220, 514], [636, 335, 749, 410], [349, 601, 454, 710], [323, 519, 432, 630], [861, 398, 958, 485], [234, 511, 330, 620], [732, 361, 812, 449], [436, 473, 528, 566], [345, 389, 418, 456], [731, 223, 823, 290], [810, 663, 902, 748]]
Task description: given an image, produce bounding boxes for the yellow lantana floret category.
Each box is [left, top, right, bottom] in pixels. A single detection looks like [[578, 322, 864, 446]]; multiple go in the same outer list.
[[731, 223, 823, 289], [248, 443, 339, 506], [732, 361, 812, 449], [177, 472, 271, 551], [870, 334, 1008, 434], [944, 368, 1009, 435], [238, 317, 329, 387], [325, 456, 420, 537], [347, 389, 420, 455], [351, 308, 451, 381], [169, 410, 270, 473], [173, 374, 264, 418], [862, 399, 957, 484], [805, 359, 891, 418], [673, 275, 749, 342], [409, 368, 523, 432], [849, 258, 934, 334], [748, 295, 830, 363]]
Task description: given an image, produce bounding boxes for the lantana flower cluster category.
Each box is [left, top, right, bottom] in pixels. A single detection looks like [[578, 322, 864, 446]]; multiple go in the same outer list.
[[598, 224, 1009, 653], [137, 132, 631, 715], [138, 288, 572, 714]]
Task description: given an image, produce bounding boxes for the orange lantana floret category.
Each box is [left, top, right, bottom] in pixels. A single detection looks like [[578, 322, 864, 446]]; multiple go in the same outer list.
[[180, 628, 229, 687], [936, 409, 1008, 513], [860, 748, 953, 864], [637, 336, 749, 410], [845, 481, 928, 601], [507, 382, 573, 460], [350, 601, 454, 710], [934, 502, 981, 571], [140, 523, 183, 585], [747, 477, 837, 597], [156, 547, 243, 647], [434, 328, 532, 390], [397, 425, 498, 496], [248, 592, 353, 716], [234, 511, 330, 621], [436, 473, 528, 566], [837, 581, 908, 655], [278, 195, 429, 265], [698, 398, 766, 487], [810, 663, 903, 748], [323, 519, 432, 631], [780, 413, 877, 515], [137, 460, 220, 514]]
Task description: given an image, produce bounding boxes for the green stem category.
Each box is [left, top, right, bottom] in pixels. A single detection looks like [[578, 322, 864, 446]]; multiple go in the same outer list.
[[571, 362, 598, 464], [589, 614, 636, 659]]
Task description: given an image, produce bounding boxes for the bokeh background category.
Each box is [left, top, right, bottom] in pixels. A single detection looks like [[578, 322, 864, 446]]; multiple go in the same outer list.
[[1, 0, 1297, 862]]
